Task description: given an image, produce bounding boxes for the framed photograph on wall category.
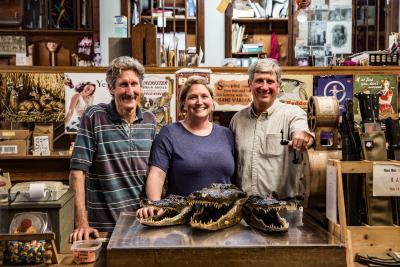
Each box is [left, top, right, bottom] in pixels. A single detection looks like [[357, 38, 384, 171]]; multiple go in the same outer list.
[[326, 21, 352, 54], [308, 21, 327, 46]]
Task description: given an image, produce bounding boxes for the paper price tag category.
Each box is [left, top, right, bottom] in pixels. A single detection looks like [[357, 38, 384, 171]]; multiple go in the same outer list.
[[33, 135, 50, 156], [373, 162, 400, 196]]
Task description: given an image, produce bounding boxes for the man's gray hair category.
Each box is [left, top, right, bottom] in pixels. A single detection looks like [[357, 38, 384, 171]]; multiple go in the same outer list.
[[248, 58, 282, 86], [106, 56, 145, 89]]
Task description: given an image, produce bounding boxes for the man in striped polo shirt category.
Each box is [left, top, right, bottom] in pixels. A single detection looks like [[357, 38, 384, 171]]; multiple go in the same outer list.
[[69, 56, 156, 241]]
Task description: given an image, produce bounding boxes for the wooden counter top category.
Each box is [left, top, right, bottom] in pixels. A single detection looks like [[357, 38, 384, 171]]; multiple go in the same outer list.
[[106, 211, 345, 267]]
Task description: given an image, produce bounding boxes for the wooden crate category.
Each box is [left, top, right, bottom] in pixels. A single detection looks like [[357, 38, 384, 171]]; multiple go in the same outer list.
[[327, 159, 400, 267]]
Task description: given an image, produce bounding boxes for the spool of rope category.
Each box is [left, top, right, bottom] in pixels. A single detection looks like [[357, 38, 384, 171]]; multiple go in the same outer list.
[[301, 148, 341, 208], [307, 96, 340, 131]]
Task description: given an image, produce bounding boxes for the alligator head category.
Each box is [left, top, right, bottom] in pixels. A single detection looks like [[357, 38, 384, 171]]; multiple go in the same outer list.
[[243, 195, 292, 232], [188, 183, 247, 231], [138, 195, 193, 226]]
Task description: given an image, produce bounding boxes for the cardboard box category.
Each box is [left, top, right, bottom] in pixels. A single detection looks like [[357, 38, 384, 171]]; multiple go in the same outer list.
[[0, 130, 30, 156]]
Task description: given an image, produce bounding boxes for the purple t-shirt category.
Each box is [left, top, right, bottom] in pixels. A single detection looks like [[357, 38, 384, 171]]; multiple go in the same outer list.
[[149, 122, 235, 196]]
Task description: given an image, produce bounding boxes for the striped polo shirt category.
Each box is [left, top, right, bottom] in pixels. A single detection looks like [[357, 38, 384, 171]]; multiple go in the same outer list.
[[70, 100, 156, 232]]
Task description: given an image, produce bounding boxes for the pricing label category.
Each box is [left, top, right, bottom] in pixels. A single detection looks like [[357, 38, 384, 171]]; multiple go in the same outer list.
[[373, 162, 400, 196]]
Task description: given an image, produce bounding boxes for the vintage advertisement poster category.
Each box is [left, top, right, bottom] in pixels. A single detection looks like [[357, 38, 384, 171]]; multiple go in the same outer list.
[[141, 74, 175, 131], [0, 72, 65, 122], [64, 72, 111, 133], [211, 73, 251, 111], [175, 68, 212, 120], [279, 75, 313, 110], [314, 75, 353, 113], [353, 75, 398, 120]]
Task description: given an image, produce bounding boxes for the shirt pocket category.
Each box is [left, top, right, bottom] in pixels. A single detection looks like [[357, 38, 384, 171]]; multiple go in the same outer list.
[[261, 133, 285, 157]]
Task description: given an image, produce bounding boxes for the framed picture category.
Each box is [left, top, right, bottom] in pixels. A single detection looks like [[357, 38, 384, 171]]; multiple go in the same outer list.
[[295, 46, 310, 58], [308, 21, 327, 46], [296, 57, 309, 66], [326, 21, 352, 54]]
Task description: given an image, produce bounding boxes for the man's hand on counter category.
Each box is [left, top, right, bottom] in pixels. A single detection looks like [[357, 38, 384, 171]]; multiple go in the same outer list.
[[69, 225, 100, 242]]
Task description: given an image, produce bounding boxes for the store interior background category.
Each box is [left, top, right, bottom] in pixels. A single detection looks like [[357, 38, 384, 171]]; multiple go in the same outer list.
[[101, 1, 232, 66]]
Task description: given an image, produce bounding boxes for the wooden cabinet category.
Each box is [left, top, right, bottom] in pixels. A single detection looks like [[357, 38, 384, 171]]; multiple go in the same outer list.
[[121, 0, 204, 66], [0, 0, 99, 66], [353, 0, 399, 53], [224, 1, 293, 66]]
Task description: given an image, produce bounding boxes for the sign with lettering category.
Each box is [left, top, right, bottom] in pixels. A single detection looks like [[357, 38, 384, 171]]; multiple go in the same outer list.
[[142, 74, 175, 131], [373, 162, 400, 196], [353, 75, 398, 122], [33, 135, 50, 156], [211, 74, 251, 111], [279, 74, 313, 110]]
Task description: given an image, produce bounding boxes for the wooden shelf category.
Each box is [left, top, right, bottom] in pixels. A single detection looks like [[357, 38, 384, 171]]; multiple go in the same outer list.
[[225, 1, 293, 65], [232, 52, 267, 57], [0, 154, 70, 160], [0, 29, 95, 35], [232, 17, 288, 23], [0, 0, 99, 66], [1, 154, 71, 182], [121, 0, 204, 66], [141, 15, 196, 21], [327, 159, 400, 267]]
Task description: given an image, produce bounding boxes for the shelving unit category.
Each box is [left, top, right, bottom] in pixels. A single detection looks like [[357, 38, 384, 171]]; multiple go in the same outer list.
[[353, 0, 398, 53], [327, 159, 400, 267], [224, 1, 293, 66], [0, 0, 99, 66], [0, 155, 70, 182], [121, 0, 204, 65]]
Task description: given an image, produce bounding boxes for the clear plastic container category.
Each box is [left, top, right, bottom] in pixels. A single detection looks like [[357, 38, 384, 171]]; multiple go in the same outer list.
[[71, 239, 102, 264]]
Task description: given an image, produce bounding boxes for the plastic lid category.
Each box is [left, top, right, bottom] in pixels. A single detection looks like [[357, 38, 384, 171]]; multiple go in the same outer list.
[[71, 239, 102, 251], [9, 213, 47, 234]]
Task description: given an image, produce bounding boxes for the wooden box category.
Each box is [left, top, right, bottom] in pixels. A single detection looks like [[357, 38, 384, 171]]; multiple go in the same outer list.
[[0, 190, 74, 253], [327, 160, 400, 267]]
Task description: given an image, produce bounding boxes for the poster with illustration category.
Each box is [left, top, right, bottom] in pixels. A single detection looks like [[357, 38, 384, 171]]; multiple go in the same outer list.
[[211, 73, 251, 112], [64, 73, 110, 133], [0, 73, 65, 122], [314, 75, 353, 114], [279, 75, 313, 110], [353, 75, 398, 121], [141, 74, 175, 132]]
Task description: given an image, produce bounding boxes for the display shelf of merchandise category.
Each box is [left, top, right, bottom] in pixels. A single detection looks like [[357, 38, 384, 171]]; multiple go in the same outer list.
[[327, 159, 400, 267]]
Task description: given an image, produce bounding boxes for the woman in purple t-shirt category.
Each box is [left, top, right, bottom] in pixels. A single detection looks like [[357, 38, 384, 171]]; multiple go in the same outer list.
[[137, 76, 235, 219]]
